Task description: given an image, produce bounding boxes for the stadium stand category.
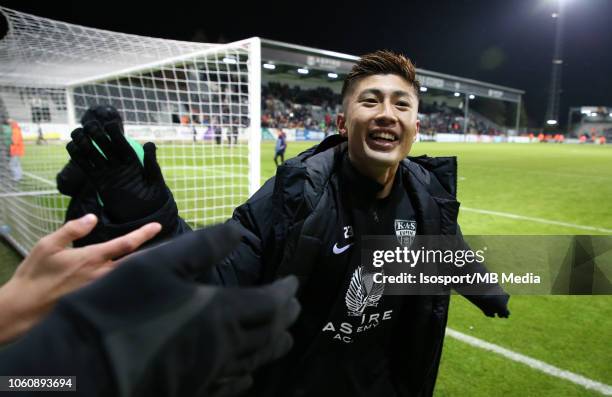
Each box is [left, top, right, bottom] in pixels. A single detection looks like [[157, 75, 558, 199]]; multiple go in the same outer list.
[[261, 82, 341, 134], [261, 83, 503, 135]]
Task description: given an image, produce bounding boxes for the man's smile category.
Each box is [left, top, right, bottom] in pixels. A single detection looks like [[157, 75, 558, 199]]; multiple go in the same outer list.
[[367, 129, 400, 151]]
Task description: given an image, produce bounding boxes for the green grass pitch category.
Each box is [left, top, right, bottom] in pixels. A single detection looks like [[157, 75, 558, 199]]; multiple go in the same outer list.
[[1, 140, 611, 396]]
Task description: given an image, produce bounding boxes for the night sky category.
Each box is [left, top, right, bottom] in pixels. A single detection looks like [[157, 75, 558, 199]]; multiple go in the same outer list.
[[3, 0, 612, 128]]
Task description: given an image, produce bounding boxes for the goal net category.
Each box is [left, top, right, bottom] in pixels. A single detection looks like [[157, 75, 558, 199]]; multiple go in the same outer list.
[[0, 7, 261, 255]]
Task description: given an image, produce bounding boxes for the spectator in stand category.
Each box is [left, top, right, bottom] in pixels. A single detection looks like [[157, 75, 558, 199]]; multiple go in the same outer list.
[[262, 113, 270, 127], [274, 128, 287, 167], [262, 83, 342, 132]]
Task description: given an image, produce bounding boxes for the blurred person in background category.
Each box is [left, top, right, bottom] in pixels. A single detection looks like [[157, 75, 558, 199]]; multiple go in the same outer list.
[[2, 117, 24, 182], [274, 128, 287, 166]]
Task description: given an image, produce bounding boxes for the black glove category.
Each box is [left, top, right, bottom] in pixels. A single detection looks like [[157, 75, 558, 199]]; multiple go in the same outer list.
[[80, 104, 124, 128], [66, 119, 168, 223], [465, 293, 510, 318], [56, 159, 89, 197], [0, 224, 300, 397]]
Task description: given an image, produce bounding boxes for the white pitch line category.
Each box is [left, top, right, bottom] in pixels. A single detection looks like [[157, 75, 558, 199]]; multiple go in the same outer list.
[[22, 171, 56, 187], [466, 164, 612, 181], [462, 207, 612, 234], [0, 189, 59, 198], [18, 170, 611, 234], [446, 328, 612, 395]]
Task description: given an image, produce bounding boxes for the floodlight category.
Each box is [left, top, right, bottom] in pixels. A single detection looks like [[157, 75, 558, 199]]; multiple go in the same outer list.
[[263, 63, 276, 70], [327, 72, 338, 78], [546, 119, 558, 125], [297, 68, 309, 75]]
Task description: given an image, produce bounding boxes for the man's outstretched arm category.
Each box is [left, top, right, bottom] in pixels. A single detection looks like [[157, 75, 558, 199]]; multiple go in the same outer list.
[[0, 223, 300, 397], [452, 225, 510, 318], [0, 214, 161, 345], [199, 176, 280, 287]]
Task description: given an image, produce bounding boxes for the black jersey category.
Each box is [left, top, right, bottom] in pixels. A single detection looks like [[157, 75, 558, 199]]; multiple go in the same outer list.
[[278, 155, 418, 397]]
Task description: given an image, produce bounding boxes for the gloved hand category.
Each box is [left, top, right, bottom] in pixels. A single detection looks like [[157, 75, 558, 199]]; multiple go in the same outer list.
[[465, 293, 510, 318], [66, 119, 168, 223], [0, 223, 300, 397]]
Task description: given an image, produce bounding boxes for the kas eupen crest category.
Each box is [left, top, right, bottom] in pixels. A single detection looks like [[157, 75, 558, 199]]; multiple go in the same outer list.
[[394, 219, 417, 247], [345, 266, 385, 316]]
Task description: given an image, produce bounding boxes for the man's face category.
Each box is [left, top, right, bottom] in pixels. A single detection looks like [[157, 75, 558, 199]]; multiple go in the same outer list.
[[338, 74, 420, 172]]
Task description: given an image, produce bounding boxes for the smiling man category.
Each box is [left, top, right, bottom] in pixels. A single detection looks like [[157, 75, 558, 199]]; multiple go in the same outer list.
[[70, 50, 509, 396], [339, 68, 420, 199], [204, 50, 510, 396]]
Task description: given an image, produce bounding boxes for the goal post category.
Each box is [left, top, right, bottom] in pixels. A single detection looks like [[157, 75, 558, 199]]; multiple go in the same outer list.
[[0, 7, 261, 255]]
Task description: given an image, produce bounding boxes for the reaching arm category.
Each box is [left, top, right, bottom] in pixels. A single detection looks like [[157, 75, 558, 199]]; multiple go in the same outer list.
[[451, 226, 510, 318], [0, 224, 300, 397], [200, 177, 278, 286], [0, 214, 161, 344]]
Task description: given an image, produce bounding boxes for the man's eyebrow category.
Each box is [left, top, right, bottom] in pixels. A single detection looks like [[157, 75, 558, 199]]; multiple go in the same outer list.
[[356, 88, 383, 97], [357, 88, 413, 98], [392, 90, 413, 98]]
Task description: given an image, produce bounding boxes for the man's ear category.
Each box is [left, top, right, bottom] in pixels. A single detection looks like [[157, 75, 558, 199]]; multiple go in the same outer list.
[[337, 113, 347, 137], [414, 119, 420, 142]]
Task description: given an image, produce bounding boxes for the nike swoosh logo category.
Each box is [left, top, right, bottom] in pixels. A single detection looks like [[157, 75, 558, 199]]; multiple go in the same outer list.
[[333, 243, 353, 255]]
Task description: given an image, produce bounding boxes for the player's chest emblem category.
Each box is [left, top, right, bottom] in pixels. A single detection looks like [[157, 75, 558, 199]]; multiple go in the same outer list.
[[345, 266, 384, 316], [394, 219, 417, 247]]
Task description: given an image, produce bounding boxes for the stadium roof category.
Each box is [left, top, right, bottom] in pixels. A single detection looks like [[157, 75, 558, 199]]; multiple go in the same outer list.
[[261, 38, 524, 103]]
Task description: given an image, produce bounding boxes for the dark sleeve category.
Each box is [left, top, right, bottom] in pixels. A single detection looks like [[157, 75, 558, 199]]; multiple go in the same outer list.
[[56, 160, 88, 197], [200, 178, 277, 286], [449, 225, 507, 294], [73, 189, 191, 248], [450, 225, 510, 315], [0, 306, 116, 397]]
